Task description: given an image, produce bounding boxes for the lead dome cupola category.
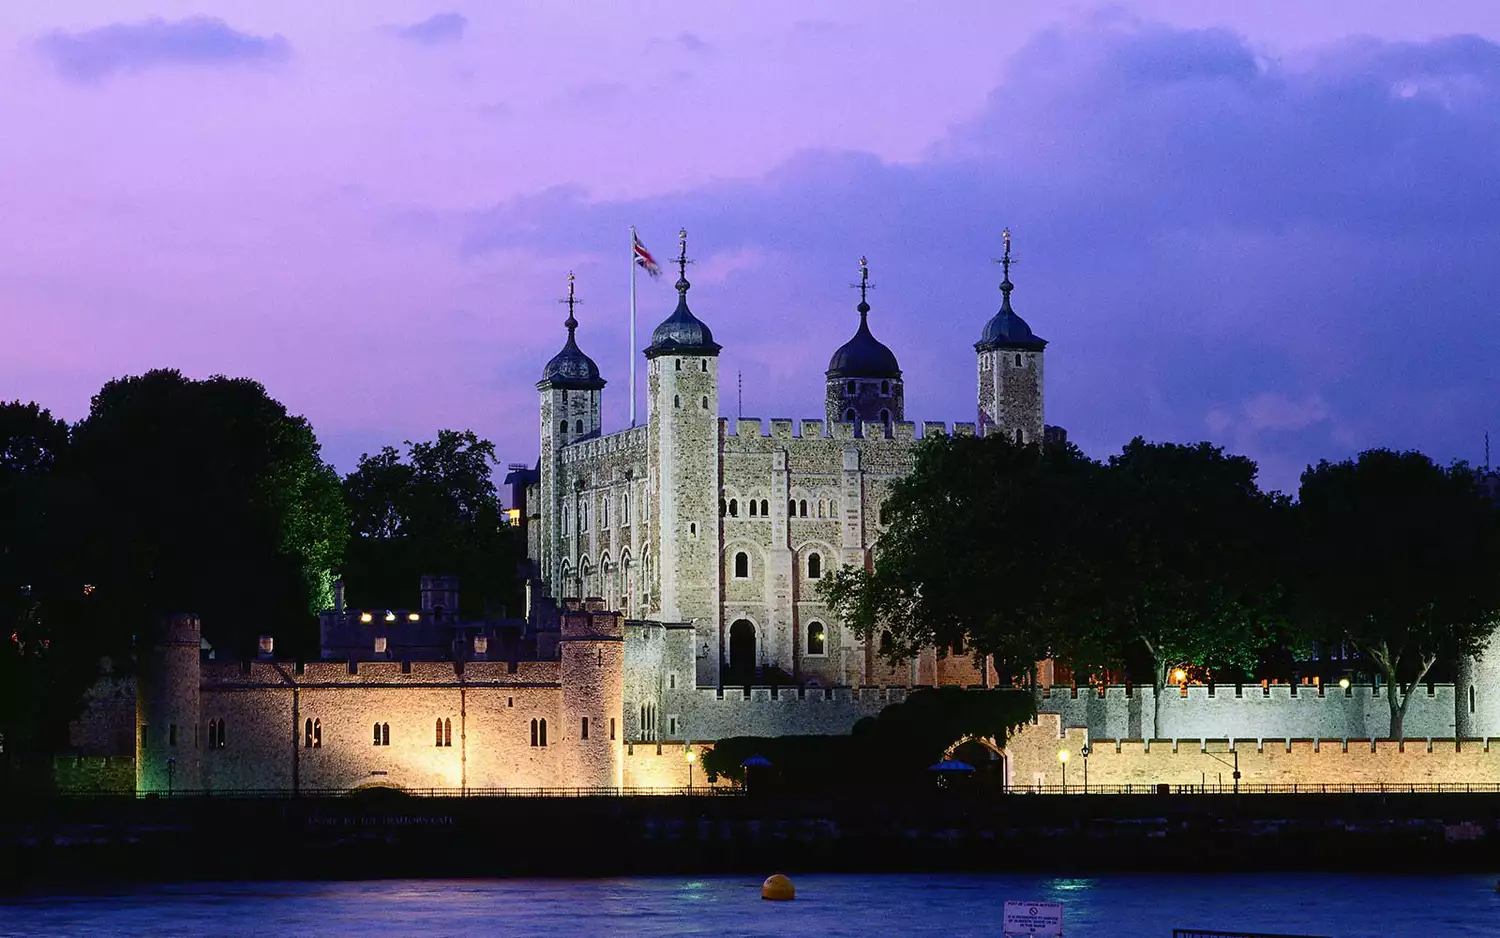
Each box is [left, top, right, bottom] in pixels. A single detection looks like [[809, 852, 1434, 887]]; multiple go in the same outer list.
[[976, 230, 1046, 352], [644, 228, 721, 358], [538, 273, 606, 390], [827, 256, 901, 379]]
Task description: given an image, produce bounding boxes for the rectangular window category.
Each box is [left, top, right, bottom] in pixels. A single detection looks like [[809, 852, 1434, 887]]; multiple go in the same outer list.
[[507, 697, 514, 707], [581, 717, 590, 740], [668, 715, 679, 736], [669, 673, 676, 689], [610, 717, 616, 741], [169, 724, 178, 747], [140, 725, 148, 750]]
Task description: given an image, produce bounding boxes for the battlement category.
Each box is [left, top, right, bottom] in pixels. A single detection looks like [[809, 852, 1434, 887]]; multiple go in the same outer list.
[[559, 424, 647, 465], [560, 606, 624, 640], [721, 417, 975, 444], [200, 657, 563, 686]]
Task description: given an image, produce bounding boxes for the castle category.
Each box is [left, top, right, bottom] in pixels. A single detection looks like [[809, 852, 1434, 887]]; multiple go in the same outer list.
[[78, 229, 1500, 796]]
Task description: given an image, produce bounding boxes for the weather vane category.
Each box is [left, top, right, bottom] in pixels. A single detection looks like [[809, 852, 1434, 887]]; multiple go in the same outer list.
[[676, 227, 693, 282], [850, 255, 874, 310], [997, 227, 1015, 282], [559, 270, 581, 331]]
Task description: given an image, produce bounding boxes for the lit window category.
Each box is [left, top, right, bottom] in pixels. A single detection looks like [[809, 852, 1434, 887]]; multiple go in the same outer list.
[[807, 621, 826, 656], [360, 612, 373, 623]]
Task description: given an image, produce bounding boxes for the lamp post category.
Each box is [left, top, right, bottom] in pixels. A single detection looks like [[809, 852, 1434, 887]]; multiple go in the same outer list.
[[1204, 748, 1241, 794], [1080, 744, 1091, 793], [685, 746, 697, 792], [166, 756, 176, 798], [1057, 749, 1069, 793]]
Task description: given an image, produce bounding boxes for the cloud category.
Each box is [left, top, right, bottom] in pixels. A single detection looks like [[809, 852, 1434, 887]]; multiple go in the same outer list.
[[35, 17, 291, 84], [394, 12, 468, 45], [648, 32, 710, 54], [447, 16, 1500, 492]]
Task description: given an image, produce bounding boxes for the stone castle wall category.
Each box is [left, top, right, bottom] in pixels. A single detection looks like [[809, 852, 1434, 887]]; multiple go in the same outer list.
[[1007, 713, 1500, 790]]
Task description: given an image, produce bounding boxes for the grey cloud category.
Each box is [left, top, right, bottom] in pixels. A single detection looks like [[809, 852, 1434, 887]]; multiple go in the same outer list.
[[394, 12, 468, 45], [457, 19, 1500, 493], [36, 16, 291, 84]]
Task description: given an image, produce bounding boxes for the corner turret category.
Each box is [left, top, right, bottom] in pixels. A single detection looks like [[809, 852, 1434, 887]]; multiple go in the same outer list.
[[136, 613, 202, 794], [976, 229, 1046, 443]]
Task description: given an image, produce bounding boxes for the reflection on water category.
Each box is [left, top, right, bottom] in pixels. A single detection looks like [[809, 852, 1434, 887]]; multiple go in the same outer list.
[[3, 873, 1498, 937]]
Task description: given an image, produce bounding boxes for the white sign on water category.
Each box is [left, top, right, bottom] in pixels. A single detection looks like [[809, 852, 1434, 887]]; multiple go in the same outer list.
[[1003, 899, 1064, 937]]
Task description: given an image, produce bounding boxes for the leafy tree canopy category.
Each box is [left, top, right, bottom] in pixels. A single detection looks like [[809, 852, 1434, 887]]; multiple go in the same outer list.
[[70, 369, 348, 660], [1295, 449, 1500, 737], [341, 430, 523, 619]]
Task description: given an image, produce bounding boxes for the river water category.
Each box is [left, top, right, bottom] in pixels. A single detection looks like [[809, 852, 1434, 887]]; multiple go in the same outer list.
[[1, 873, 1494, 936]]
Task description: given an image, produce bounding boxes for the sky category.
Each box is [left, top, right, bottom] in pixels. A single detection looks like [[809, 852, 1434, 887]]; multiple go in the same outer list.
[[3, 1, 1499, 496]]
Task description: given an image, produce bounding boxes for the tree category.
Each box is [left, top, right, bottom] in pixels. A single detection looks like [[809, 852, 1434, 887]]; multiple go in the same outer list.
[[1085, 439, 1287, 738], [341, 430, 523, 619], [70, 369, 348, 660], [820, 433, 1105, 683], [1295, 449, 1500, 738], [1, 401, 105, 782]]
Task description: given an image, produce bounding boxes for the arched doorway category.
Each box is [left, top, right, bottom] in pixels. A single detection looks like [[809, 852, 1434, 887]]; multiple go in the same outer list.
[[944, 735, 1009, 793], [728, 619, 757, 681]]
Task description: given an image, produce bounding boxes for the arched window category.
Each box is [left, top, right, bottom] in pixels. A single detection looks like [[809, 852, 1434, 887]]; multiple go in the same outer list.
[[373, 723, 380, 745], [879, 409, 891, 429], [720, 498, 726, 516], [749, 500, 758, 517], [689, 522, 697, 537], [435, 718, 444, 747], [1016, 353, 1023, 366], [817, 501, 825, 518], [760, 499, 769, 516], [734, 552, 749, 579], [879, 630, 895, 655], [701, 360, 707, 372], [807, 553, 822, 580], [701, 396, 709, 409], [799, 500, 808, 517], [305, 719, 314, 749], [1016, 428, 1025, 444], [373, 722, 390, 746], [844, 408, 857, 422], [729, 498, 738, 517], [559, 420, 568, 437], [807, 621, 826, 656], [530, 718, 539, 747], [575, 419, 583, 434], [787, 499, 795, 517], [879, 503, 890, 525], [675, 359, 682, 371], [881, 380, 890, 395], [538, 718, 547, 747], [313, 718, 321, 748], [674, 395, 681, 408]]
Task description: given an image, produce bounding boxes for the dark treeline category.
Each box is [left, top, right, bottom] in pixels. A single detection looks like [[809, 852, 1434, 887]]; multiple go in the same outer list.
[[1, 369, 522, 778], [822, 435, 1500, 738]]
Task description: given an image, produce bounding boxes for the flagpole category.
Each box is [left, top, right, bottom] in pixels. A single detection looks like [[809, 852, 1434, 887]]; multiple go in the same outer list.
[[629, 226, 638, 427]]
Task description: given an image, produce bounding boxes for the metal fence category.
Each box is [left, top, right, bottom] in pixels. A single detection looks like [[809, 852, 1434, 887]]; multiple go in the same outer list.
[[1010, 781, 1500, 795], [111, 786, 744, 800]]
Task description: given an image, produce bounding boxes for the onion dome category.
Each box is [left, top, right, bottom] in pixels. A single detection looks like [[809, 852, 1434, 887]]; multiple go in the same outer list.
[[976, 230, 1046, 351], [538, 274, 606, 390], [828, 258, 900, 378], [644, 228, 721, 359]]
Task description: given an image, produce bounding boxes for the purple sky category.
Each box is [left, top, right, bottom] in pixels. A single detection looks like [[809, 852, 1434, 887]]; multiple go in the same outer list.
[[4, 2, 1500, 495]]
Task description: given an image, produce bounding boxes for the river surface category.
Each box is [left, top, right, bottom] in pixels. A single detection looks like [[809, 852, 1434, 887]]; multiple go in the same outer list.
[[1, 873, 1495, 936]]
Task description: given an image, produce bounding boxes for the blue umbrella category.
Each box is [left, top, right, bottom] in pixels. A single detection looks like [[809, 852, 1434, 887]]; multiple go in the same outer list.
[[928, 759, 976, 772], [742, 755, 773, 767]]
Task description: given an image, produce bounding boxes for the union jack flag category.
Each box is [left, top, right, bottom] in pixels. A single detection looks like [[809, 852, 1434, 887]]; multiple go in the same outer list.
[[633, 232, 662, 277]]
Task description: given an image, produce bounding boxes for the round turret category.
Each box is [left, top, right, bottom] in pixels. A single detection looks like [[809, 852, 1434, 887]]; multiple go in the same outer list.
[[137, 613, 202, 794]]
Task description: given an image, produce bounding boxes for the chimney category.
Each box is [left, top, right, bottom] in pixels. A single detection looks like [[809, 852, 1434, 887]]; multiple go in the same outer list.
[[257, 635, 275, 659], [333, 578, 345, 613]]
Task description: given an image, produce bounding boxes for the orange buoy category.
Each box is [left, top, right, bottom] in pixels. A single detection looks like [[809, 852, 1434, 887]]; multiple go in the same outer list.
[[761, 873, 795, 901]]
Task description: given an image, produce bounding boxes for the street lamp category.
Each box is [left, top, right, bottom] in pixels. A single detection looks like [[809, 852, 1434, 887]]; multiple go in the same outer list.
[[685, 746, 697, 792], [1203, 747, 1241, 794], [1057, 749, 1070, 793], [1080, 744, 1091, 793]]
